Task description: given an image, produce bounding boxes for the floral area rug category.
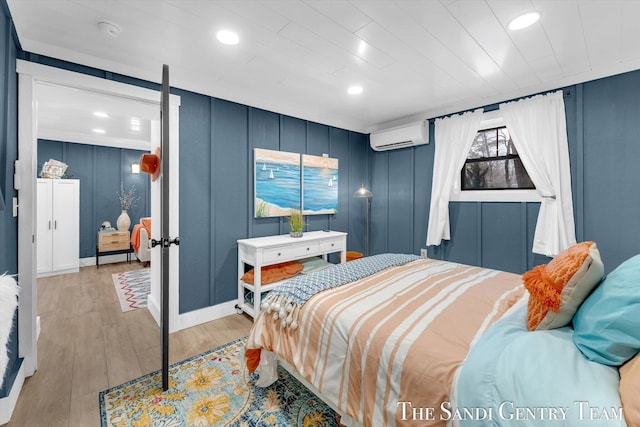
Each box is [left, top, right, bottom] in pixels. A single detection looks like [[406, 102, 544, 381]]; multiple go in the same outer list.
[[99, 337, 343, 426], [111, 268, 150, 312]]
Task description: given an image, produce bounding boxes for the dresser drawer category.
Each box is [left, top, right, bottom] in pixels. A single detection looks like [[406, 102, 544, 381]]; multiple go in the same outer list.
[[263, 242, 320, 263], [98, 232, 130, 252]]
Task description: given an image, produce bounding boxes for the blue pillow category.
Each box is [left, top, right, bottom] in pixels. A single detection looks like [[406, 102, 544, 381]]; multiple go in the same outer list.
[[573, 254, 640, 366], [298, 257, 331, 274]]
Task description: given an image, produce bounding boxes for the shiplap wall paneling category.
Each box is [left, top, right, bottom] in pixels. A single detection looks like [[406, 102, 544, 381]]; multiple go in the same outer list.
[[412, 143, 432, 257], [347, 132, 367, 255], [63, 143, 94, 256], [306, 121, 330, 233], [248, 108, 281, 239], [211, 99, 249, 305], [582, 72, 640, 271], [370, 151, 389, 256], [178, 90, 212, 314], [387, 148, 414, 254], [480, 203, 524, 274]]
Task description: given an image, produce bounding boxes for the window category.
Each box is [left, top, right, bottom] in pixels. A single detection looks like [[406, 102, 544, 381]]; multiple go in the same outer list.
[[461, 126, 535, 191]]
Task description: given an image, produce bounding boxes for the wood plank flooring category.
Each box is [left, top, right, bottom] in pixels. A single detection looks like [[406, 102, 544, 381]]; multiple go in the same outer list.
[[4, 262, 253, 427]]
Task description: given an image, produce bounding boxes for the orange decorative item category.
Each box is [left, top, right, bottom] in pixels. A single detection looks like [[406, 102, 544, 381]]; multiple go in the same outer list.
[[241, 261, 304, 286], [139, 147, 161, 182], [523, 241, 604, 331], [345, 251, 363, 262]]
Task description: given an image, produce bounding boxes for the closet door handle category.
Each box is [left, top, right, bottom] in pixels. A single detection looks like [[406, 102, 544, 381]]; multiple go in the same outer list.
[[48, 220, 51, 230], [54, 220, 57, 230]]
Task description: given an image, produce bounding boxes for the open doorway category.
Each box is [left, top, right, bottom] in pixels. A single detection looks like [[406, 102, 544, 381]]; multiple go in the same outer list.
[[16, 60, 181, 378]]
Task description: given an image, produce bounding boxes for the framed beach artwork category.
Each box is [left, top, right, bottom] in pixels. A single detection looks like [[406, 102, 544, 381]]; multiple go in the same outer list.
[[254, 148, 301, 218], [302, 154, 338, 215]]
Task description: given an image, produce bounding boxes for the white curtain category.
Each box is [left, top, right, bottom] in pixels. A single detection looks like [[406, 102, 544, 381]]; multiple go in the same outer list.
[[426, 109, 483, 247], [500, 91, 576, 256]]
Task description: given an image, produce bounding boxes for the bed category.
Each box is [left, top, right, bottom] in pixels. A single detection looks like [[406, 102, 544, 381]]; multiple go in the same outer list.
[[245, 247, 639, 427]]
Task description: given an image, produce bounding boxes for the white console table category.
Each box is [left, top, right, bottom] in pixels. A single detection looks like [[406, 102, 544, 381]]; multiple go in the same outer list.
[[237, 231, 347, 319]]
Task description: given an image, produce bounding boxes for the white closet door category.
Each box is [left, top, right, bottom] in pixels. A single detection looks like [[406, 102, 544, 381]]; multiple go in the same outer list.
[[36, 179, 53, 274], [51, 180, 79, 272]]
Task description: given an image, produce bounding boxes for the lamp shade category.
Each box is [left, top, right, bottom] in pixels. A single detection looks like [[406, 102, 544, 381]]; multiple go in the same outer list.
[[354, 184, 372, 198]]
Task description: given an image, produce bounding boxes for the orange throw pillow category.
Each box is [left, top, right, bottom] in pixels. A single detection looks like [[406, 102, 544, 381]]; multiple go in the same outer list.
[[524, 241, 604, 331], [241, 261, 303, 285], [620, 352, 640, 426]]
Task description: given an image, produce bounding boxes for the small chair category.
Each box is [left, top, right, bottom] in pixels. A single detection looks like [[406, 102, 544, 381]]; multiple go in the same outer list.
[[131, 217, 151, 266]]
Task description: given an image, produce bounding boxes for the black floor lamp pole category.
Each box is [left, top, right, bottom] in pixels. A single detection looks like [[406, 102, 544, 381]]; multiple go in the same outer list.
[[365, 197, 370, 256]]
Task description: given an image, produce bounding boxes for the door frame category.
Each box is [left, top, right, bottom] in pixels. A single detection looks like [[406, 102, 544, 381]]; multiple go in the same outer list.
[[16, 60, 181, 376]]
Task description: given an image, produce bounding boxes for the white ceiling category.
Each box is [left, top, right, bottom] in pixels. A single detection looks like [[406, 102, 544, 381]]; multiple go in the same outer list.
[[8, 0, 640, 134], [37, 83, 158, 150]]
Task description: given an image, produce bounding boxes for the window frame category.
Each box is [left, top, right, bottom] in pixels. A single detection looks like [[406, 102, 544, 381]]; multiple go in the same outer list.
[[449, 110, 541, 203]]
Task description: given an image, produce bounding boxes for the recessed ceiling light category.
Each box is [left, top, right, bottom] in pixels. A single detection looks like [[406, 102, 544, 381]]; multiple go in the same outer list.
[[507, 11, 541, 31], [216, 29, 239, 45], [92, 128, 106, 134], [347, 85, 363, 95], [358, 40, 367, 56], [93, 111, 109, 118], [97, 21, 122, 38]]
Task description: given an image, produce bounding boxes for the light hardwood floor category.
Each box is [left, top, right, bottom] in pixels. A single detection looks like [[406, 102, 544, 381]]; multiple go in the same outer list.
[[4, 262, 253, 427]]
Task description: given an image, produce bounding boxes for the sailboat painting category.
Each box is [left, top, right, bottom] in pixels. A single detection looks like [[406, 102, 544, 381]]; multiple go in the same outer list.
[[302, 154, 339, 215], [254, 148, 301, 218]]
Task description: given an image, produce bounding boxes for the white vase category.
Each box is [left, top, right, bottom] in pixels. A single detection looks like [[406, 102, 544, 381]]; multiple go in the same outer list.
[[117, 210, 131, 231]]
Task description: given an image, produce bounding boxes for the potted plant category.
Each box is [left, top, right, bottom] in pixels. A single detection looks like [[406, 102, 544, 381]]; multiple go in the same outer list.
[[289, 208, 303, 238]]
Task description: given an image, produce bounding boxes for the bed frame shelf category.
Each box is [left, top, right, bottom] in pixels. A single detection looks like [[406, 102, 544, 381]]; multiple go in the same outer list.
[[237, 230, 347, 319]]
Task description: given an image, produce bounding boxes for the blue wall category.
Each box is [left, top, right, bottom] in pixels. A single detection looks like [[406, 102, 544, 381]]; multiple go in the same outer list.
[[371, 71, 640, 275], [37, 140, 150, 258], [0, 0, 18, 398], [177, 95, 369, 312]]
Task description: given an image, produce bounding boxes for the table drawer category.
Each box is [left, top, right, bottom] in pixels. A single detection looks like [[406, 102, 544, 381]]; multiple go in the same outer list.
[[263, 242, 319, 263], [319, 238, 343, 253]]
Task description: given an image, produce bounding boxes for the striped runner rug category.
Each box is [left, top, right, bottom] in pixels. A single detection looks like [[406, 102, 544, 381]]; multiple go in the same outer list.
[[111, 268, 150, 312]]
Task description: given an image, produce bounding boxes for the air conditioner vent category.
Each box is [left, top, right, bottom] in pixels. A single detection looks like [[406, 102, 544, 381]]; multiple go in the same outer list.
[[370, 121, 428, 151]]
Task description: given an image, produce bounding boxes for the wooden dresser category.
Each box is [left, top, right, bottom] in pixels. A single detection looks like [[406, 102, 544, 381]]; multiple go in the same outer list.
[[96, 230, 131, 268]]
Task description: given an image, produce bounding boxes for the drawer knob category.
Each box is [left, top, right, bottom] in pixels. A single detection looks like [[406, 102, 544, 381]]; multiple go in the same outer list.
[[277, 252, 281, 256], [306, 247, 310, 251], [331, 243, 334, 247]]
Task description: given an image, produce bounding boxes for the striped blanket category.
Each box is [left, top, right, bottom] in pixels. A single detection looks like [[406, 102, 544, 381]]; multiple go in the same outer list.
[[246, 258, 524, 427], [261, 253, 420, 329]]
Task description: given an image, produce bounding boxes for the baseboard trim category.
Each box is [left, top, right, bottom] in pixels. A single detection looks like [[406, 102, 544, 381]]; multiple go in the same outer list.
[[146, 298, 238, 333], [0, 359, 24, 425], [177, 301, 238, 331], [37, 266, 79, 278], [147, 294, 161, 327], [80, 253, 132, 268]]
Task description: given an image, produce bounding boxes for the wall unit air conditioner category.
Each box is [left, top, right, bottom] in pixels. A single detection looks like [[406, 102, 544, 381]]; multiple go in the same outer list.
[[370, 120, 429, 151]]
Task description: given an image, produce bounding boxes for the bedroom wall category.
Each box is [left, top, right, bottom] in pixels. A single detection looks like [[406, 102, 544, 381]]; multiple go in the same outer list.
[[19, 55, 369, 315], [37, 140, 151, 258], [371, 69, 640, 275], [0, 0, 19, 399], [177, 94, 369, 312]]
